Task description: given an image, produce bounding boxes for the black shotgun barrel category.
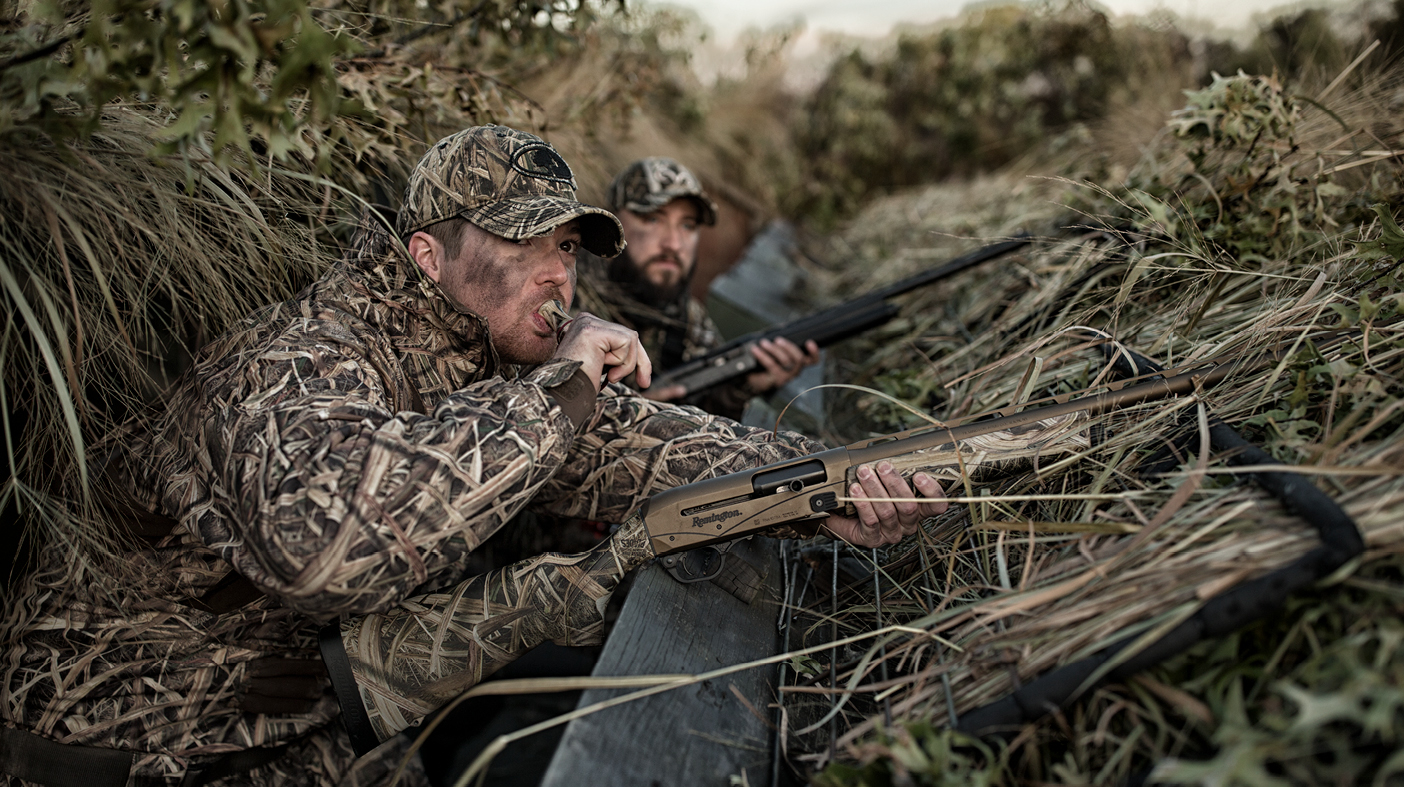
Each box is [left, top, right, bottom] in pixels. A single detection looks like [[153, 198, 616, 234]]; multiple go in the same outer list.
[[653, 235, 1032, 394]]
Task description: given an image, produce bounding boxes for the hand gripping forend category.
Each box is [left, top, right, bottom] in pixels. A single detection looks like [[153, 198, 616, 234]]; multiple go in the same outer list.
[[321, 512, 655, 752]]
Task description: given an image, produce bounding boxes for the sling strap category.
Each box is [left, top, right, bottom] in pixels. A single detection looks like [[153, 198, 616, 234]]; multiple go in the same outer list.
[[0, 725, 295, 786]]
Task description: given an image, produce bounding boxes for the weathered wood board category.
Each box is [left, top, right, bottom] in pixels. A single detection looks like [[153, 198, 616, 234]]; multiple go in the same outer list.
[[542, 537, 782, 786]]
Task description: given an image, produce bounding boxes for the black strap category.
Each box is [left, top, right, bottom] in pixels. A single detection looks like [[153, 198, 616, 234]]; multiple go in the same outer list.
[[318, 621, 382, 756], [0, 725, 294, 786], [545, 367, 598, 433], [1, 725, 134, 786], [188, 571, 266, 615], [179, 740, 293, 786]]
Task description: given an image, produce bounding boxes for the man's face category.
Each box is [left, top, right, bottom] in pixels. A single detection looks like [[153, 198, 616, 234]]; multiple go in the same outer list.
[[428, 220, 581, 365], [615, 198, 701, 302]]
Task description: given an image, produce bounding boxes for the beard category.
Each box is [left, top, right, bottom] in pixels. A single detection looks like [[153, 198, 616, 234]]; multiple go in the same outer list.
[[608, 249, 693, 307]]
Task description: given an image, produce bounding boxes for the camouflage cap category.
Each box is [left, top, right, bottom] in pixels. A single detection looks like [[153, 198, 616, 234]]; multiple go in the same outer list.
[[396, 126, 625, 257], [606, 157, 718, 226]]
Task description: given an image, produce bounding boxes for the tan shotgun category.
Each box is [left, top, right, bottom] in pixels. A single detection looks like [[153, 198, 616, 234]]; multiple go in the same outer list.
[[319, 339, 1314, 752]]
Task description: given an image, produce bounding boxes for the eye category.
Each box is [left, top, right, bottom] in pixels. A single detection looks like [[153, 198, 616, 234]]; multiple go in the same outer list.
[[559, 238, 579, 254]]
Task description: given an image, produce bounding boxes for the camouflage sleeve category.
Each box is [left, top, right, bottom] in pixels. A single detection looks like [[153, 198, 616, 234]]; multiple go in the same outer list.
[[530, 384, 825, 522], [194, 321, 585, 621]]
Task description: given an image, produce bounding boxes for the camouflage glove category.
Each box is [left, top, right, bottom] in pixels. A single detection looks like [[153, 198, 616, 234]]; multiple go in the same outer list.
[[320, 512, 655, 752]]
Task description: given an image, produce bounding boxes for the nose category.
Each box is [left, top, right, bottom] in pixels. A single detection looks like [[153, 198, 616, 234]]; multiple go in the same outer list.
[[538, 250, 572, 288], [658, 220, 683, 253]]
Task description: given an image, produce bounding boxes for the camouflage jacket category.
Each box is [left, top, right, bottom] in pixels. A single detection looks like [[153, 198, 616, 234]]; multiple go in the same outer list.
[[0, 216, 821, 785], [574, 255, 754, 420]]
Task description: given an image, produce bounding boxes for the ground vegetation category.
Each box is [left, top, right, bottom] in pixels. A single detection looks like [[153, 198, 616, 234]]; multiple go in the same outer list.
[[3, 1, 1404, 785], [784, 54, 1404, 788]]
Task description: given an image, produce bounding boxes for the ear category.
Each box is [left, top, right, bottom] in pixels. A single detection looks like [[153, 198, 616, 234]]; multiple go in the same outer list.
[[407, 231, 444, 283]]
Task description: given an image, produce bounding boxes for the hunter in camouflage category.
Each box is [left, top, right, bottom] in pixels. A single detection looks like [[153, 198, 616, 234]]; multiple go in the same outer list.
[[575, 157, 821, 420], [0, 126, 942, 786]]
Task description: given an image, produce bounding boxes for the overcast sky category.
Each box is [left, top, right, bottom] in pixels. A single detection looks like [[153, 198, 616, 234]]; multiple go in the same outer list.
[[657, 0, 1323, 40]]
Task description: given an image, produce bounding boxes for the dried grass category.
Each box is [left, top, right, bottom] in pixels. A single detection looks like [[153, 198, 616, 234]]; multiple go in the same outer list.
[[782, 66, 1404, 784], [0, 108, 338, 576]]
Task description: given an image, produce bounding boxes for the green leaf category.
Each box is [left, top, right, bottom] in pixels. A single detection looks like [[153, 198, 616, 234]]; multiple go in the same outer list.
[[790, 655, 822, 677]]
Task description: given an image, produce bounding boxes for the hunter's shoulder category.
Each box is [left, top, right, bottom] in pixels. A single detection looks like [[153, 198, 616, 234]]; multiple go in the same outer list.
[[682, 295, 714, 326], [208, 284, 381, 362], [185, 283, 394, 408]]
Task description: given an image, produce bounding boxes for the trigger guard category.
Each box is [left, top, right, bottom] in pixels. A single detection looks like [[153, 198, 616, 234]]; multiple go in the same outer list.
[[661, 546, 727, 584]]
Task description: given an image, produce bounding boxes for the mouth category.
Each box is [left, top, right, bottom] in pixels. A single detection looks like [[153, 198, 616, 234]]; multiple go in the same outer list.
[[535, 299, 570, 335]]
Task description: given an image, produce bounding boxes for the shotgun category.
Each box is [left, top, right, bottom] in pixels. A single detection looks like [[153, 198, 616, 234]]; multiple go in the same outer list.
[[319, 340, 1300, 754], [652, 236, 1032, 396]]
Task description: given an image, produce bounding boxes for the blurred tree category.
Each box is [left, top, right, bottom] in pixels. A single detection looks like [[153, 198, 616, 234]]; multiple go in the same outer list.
[[792, 0, 1170, 226], [1241, 8, 1348, 79], [1367, 0, 1404, 66]]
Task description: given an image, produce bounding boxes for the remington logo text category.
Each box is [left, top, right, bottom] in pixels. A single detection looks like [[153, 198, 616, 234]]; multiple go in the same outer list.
[[692, 509, 742, 529]]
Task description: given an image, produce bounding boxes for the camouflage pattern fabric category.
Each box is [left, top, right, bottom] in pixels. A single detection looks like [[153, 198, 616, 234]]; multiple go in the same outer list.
[[396, 125, 624, 257], [605, 156, 718, 226], [343, 512, 655, 741], [575, 254, 754, 420], [0, 210, 821, 786]]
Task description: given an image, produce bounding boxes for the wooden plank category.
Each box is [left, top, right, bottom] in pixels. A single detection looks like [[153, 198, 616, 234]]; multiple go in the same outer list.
[[542, 537, 781, 787]]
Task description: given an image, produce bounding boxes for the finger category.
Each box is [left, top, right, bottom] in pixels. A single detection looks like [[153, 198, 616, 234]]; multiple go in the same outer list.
[[770, 338, 806, 368], [913, 473, 950, 517], [876, 462, 922, 536], [754, 340, 802, 387], [802, 340, 821, 364], [865, 462, 911, 541], [857, 464, 897, 518], [824, 513, 880, 548], [775, 347, 804, 374], [856, 464, 899, 541], [605, 348, 637, 382], [601, 337, 633, 380], [770, 336, 800, 356], [600, 329, 648, 384], [633, 336, 653, 389], [848, 479, 883, 544], [750, 341, 786, 374]]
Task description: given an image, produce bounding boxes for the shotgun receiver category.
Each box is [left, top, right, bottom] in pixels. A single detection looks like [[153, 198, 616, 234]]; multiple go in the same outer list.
[[320, 345, 1277, 753], [653, 236, 1032, 396]]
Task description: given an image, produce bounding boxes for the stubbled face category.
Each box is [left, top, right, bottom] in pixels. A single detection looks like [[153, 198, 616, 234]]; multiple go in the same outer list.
[[615, 198, 701, 302], [425, 219, 581, 365]]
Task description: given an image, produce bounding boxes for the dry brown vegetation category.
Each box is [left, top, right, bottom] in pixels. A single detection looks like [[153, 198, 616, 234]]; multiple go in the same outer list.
[[778, 62, 1404, 786], [3, 1, 1404, 784]]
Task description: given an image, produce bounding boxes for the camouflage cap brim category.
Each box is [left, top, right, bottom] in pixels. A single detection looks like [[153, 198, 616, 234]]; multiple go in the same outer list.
[[607, 157, 719, 226], [622, 193, 718, 227], [463, 196, 625, 258]]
